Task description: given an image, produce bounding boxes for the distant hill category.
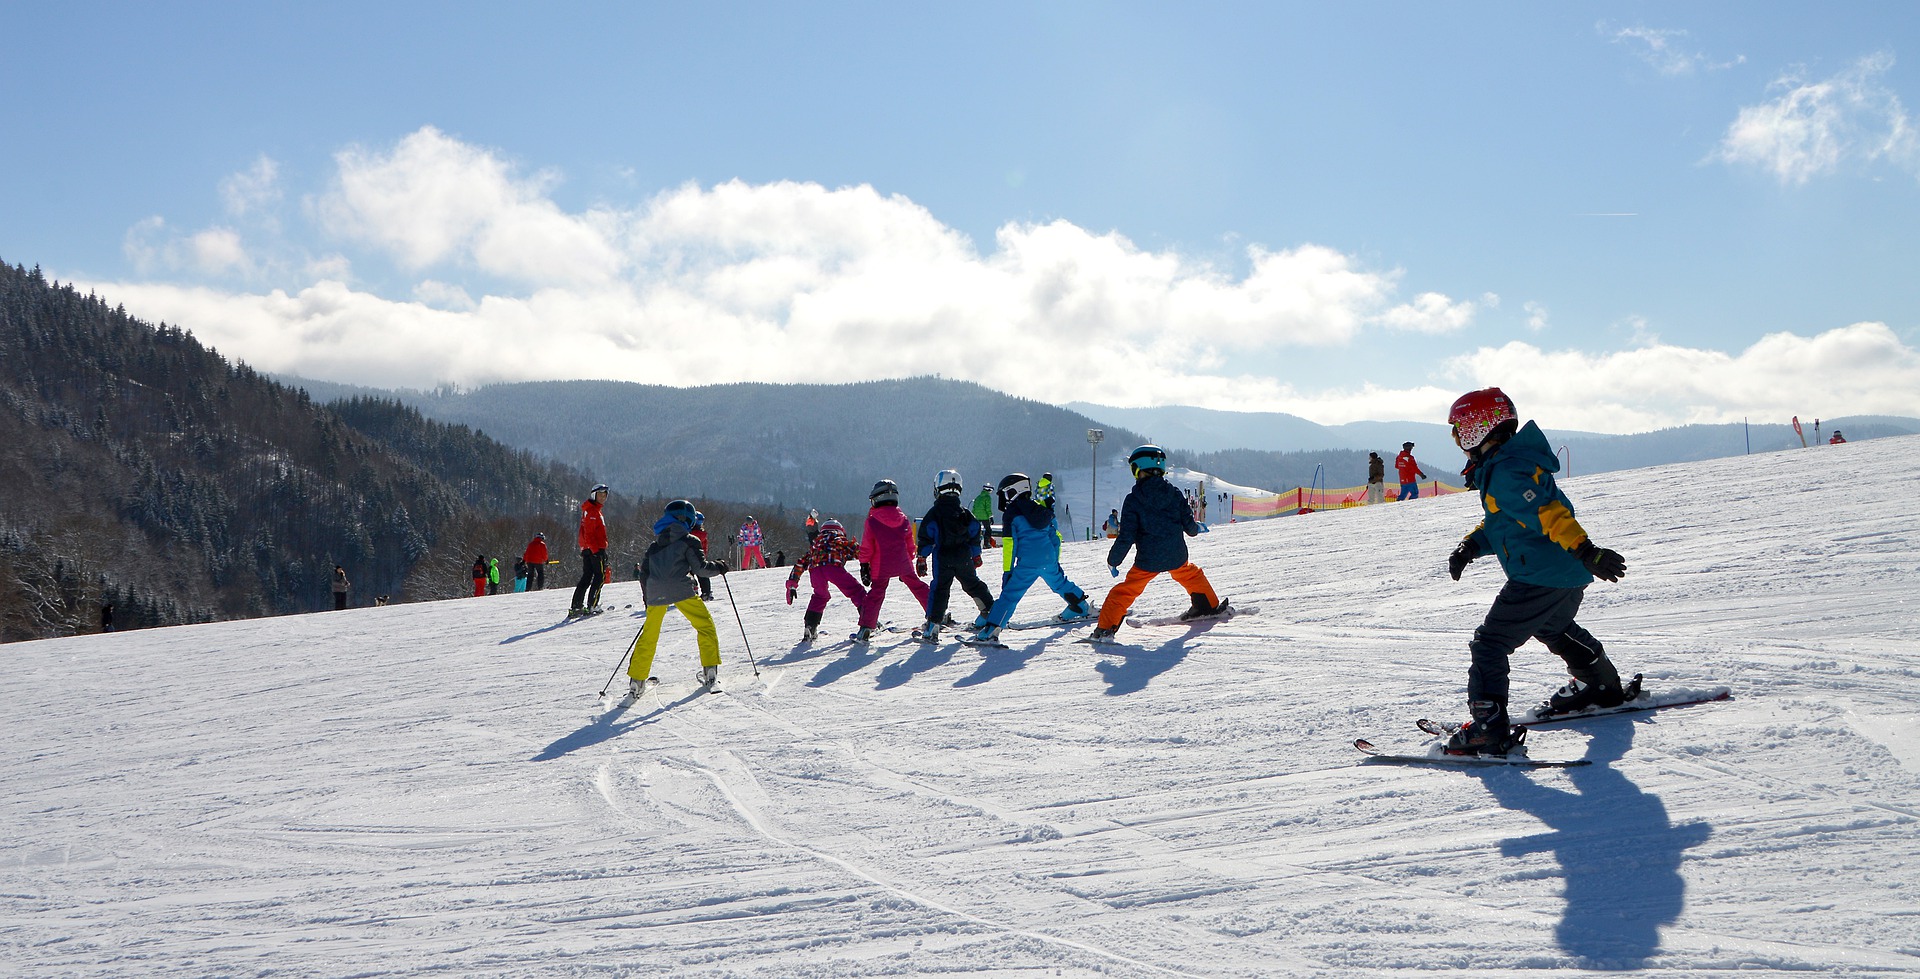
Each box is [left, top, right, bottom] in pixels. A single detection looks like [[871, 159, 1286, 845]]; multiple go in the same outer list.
[[288, 377, 1150, 519], [0, 261, 803, 641]]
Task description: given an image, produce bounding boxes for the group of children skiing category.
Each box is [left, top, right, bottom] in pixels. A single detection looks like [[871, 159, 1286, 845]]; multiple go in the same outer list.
[[603, 385, 1637, 758]]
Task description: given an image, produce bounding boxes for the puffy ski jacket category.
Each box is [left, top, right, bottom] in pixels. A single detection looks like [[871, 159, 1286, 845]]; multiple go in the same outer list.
[[578, 498, 607, 551], [1460, 420, 1594, 588], [738, 520, 763, 547], [970, 489, 994, 521], [1367, 455, 1385, 483], [787, 530, 860, 585], [1107, 473, 1200, 573], [857, 504, 918, 576], [642, 518, 728, 605], [523, 537, 549, 566], [1003, 497, 1061, 568], [917, 495, 983, 561]]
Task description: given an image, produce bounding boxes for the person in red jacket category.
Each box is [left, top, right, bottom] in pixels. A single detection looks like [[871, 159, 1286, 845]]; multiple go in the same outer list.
[[569, 484, 609, 617], [689, 519, 715, 600], [521, 533, 549, 591], [1395, 441, 1428, 500]]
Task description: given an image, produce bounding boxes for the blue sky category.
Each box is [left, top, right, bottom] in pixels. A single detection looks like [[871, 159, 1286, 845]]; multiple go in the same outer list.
[[4, 2, 1918, 432]]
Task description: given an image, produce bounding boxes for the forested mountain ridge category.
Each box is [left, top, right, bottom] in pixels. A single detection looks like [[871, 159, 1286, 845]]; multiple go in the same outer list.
[[0, 261, 799, 641], [291, 376, 1151, 517]]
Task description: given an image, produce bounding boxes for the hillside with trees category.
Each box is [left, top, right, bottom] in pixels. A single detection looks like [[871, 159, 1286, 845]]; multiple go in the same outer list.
[[0, 261, 799, 641]]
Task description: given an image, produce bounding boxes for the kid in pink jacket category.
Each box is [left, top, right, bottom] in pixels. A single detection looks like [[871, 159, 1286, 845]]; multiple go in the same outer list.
[[854, 479, 928, 642]]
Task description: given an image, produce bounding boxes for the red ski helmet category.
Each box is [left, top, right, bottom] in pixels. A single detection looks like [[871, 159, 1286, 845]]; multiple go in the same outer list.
[[1448, 387, 1517, 451]]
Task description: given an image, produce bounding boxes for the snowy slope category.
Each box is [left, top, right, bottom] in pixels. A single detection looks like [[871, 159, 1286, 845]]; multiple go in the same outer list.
[[6, 437, 1920, 978]]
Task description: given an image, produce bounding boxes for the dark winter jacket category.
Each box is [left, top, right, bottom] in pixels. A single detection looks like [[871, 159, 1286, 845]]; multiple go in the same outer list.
[[1107, 473, 1200, 573], [642, 518, 728, 606], [1460, 420, 1594, 589], [1367, 454, 1384, 484], [917, 494, 983, 563]]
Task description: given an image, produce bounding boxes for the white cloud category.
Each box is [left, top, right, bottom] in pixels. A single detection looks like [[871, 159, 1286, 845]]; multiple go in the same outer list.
[[1607, 25, 1743, 76], [1715, 52, 1920, 184], [1523, 301, 1549, 332], [95, 127, 1920, 435], [220, 155, 282, 218]]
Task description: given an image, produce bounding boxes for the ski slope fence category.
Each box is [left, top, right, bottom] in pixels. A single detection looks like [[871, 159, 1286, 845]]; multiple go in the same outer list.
[[1230, 480, 1467, 520]]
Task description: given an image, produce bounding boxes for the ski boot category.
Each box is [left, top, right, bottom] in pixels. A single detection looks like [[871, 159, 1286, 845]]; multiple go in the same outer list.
[[1445, 701, 1525, 756], [697, 666, 718, 686], [1178, 593, 1226, 621], [851, 626, 875, 644], [626, 677, 652, 700], [1060, 592, 1094, 621], [1087, 625, 1119, 643], [916, 621, 941, 643], [1543, 646, 1628, 715], [802, 610, 823, 643], [973, 622, 1002, 643]]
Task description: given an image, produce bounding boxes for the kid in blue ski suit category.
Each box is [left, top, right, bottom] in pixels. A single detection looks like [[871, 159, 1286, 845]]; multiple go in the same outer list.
[[975, 473, 1093, 641]]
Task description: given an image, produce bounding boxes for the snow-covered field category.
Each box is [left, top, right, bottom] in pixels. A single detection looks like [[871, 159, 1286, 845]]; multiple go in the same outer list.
[[6, 437, 1919, 977]]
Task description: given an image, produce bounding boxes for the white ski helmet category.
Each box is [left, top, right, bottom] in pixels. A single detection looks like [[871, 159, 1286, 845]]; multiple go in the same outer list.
[[934, 469, 964, 496]]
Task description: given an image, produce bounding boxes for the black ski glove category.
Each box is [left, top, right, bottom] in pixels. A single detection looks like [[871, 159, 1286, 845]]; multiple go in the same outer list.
[[1448, 537, 1481, 581], [859, 562, 872, 587], [1576, 540, 1626, 582]]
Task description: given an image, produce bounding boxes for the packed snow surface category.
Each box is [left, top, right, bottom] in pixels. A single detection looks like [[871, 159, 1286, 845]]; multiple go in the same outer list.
[[6, 437, 1919, 977]]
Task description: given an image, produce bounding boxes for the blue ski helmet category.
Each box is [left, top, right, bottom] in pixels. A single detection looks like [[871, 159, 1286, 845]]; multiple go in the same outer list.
[[663, 499, 698, 525], [1128, 444, 1167, 478]]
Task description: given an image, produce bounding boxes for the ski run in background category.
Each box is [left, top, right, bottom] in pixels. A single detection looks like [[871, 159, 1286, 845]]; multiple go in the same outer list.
[[5, 436, 1919, 977]]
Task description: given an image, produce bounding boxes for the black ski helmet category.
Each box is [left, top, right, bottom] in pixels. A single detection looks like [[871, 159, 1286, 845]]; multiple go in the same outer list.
[[996, 473, 1032, 510], [869, 479, 900, 505], [1128, 444, 1167, 478], [663, 499, 697, 525]]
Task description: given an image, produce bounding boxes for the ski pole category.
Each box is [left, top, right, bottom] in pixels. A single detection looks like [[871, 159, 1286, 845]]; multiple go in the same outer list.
[[597, 626, 642, 698], [719, 572, 760, 676]]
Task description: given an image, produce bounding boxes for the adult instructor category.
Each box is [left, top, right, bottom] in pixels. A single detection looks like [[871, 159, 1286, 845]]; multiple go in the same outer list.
[[569, 483, 610, 617]]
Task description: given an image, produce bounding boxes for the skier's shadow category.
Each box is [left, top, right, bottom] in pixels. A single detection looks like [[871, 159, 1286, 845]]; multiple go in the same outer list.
[[1091, 638, 1190, 696], [1476, 719, 1712, 969], [876, 640, 956, 690], [528, 691, 709, 761], [807, 644, 885, 687], [954, 642, 1043, 687]]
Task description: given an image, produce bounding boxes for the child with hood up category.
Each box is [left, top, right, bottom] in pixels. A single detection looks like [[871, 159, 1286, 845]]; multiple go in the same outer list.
[[852, 479, 929, 643]]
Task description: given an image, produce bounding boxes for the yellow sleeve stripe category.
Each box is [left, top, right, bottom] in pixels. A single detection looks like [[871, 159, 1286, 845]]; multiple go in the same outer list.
[[1538, 500, 1588, 550]]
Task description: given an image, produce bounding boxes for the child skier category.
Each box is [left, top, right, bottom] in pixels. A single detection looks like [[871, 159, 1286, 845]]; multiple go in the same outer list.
[[914, 469, 995, 643], [1089, 445, 1225, 641], [625, 500, 732, 696], [853, 479, 928, 643], [974, 472, 1094, 643], [784, 518, 866, 642], [1442, 387, 1632, 755]]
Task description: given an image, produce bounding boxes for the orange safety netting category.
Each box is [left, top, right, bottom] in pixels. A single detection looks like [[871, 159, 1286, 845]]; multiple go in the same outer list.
[[1229, 481, 1467, 520]]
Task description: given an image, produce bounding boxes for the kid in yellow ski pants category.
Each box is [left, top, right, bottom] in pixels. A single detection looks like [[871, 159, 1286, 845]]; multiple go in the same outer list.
[[627, 597, 722, 682]]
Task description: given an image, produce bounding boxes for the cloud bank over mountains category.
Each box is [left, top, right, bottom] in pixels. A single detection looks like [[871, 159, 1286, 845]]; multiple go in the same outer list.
[[97, 125, 1918, 434]]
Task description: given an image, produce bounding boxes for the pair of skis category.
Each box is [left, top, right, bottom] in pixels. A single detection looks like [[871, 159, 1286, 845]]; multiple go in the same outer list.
[[1074, 600, 1243, 645], [1354, 677, 1733, 767]]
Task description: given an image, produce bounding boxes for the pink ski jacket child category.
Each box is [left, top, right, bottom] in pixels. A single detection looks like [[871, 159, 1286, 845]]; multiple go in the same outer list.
[[856, 486, 929, 628]]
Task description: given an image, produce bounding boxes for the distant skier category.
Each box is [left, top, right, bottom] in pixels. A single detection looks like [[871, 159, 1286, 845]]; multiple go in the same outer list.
[[1035, 472, 1055, 507], [914, 469, 995, 643], [974, 473, 1094, 643], [852, 479, 928, 643], [1102, 508, 1120, 539], [738, 516, 767, 569], [1366, 452, 1386, 505], [1088, 445, 1224, 642], [785, 518, 867, 641], [487, 557, 501, 595], [521, 533, 548, 591], [1442, 387, 1633, 755], [569, 484, 610, 617], [1829, 430, 1846, 444], [624, 500, 731, 697], [690, 517, 715, 600], [1396, 442, 1427, 500], [332, 564, 351, 610], [471, 554, 488, 598], [970, 483, 997, 549]]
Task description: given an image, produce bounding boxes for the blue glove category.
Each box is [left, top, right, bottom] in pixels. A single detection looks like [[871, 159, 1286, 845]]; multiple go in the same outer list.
[[1109, 565, 1121, 578]]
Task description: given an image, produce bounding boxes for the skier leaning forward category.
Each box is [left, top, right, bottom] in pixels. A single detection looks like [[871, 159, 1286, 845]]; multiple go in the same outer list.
[[974, 472, 1095, 642], [1442, 387, 1633, 755], [1089, 445, 1224, 641], [625, 500, 732, 696]]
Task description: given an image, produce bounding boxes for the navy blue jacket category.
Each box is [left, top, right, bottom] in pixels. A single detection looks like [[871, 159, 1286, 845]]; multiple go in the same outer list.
[[917, 494, 983, 562], [1107, 473, 1200, 572]]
